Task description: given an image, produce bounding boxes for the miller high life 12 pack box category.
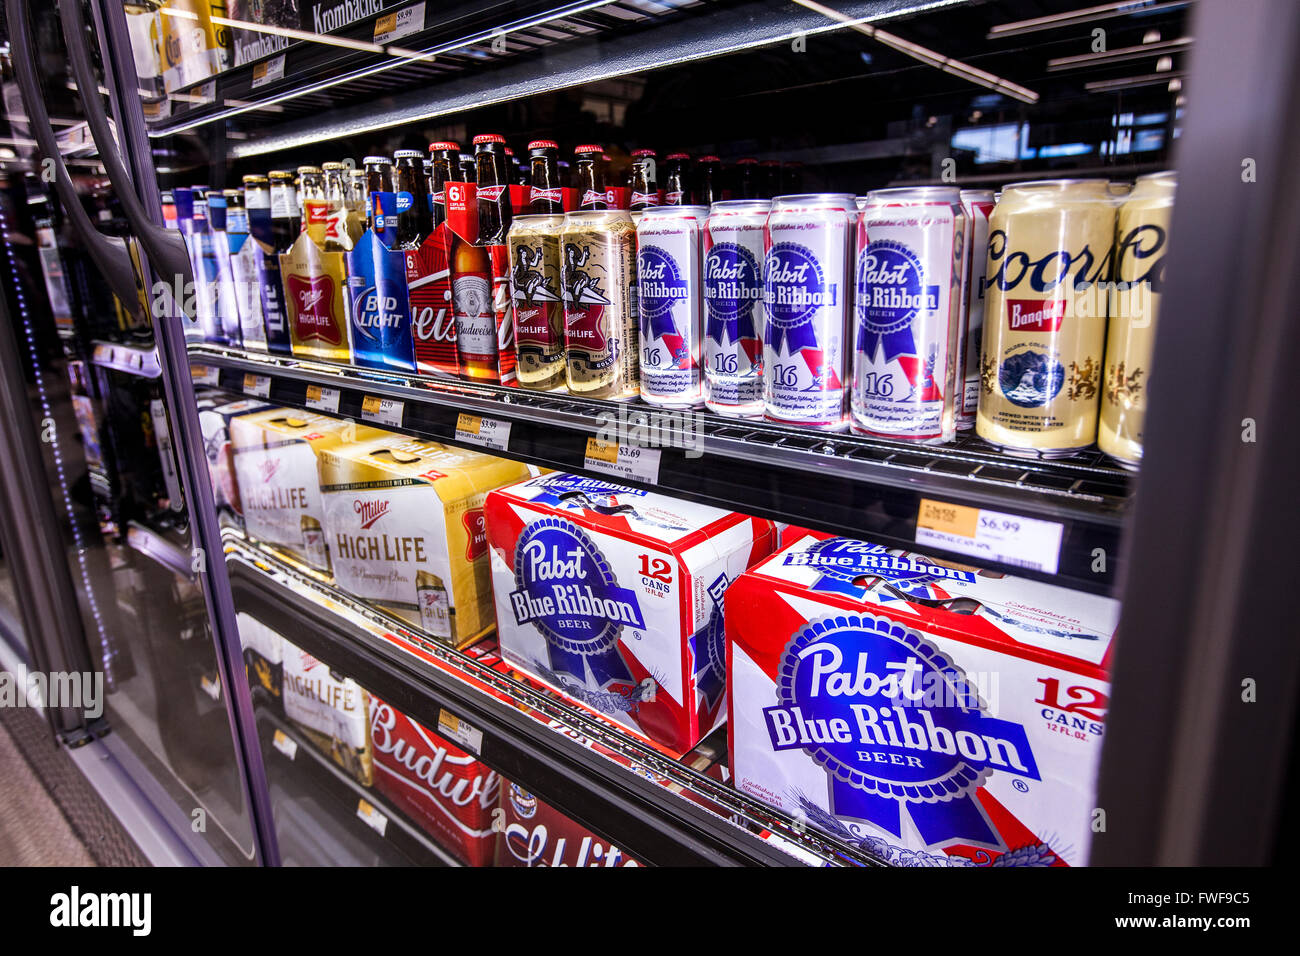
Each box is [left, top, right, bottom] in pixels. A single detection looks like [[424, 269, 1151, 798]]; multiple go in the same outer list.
[[318, 434, 529, 647], [485, 473, 776, 754], [197, 395, 271, 529], [727, 535, 1117, 867]]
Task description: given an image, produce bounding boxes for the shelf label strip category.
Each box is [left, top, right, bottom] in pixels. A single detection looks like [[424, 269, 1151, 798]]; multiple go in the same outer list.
[[243, 373, 271, 398], [455, 413, 511, 452], [915, 498, 1064, 574], [305, 384, 341, 414], [437, 708, 483, 756], [357, 798, 389, 838], [583, 438, 661, 485], [361, 395, 404, 427]]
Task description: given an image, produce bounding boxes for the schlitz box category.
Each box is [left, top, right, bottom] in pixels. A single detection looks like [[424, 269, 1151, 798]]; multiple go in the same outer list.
[[727, 535, 1118, 866], [494, 780, 639, 867]]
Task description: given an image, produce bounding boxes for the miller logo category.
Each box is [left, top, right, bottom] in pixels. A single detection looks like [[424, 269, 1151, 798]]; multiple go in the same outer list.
[[258, 458, 281, 484], [462, 508, 488, 561], [355, 498, 391, 529], [286, 273, 343, 344]]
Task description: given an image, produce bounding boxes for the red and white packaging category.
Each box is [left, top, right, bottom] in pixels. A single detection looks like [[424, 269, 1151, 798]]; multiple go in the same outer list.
[[494, 781, 639, 867], [408, 221, 462, 379], [485, 473, 776, 755], [368, 696, 500, 867], [727, 536, 1117, 866], [445, 183, 517, 385]]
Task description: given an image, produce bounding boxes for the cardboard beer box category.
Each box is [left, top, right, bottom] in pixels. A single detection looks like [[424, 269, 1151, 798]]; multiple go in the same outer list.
[[280, 196, 352, 363], [230, 408, 386, 571], [197, 396, 272, 529], [727, 536, 1118, 867], [494, 781, 639, 868], [368, 695, 499, 866], [282, 639, 373, 787], [485, 472, 776, 754], [237, 611, 284, 709], [444, 182, 517, 385], [318, 434, 530, 647], [346, 177, 417, 373]]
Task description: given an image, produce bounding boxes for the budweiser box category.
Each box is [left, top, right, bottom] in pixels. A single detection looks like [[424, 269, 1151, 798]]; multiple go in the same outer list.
[[230, 408, 387, 571], [495, 781, 639, 867], [727, 536, 1117, 866], [282, 639, 373, 787], [485, 473, 776, 754], [197, 395, 271, 529], [368, 696, 499, 867], [318, 434, 529, 647]]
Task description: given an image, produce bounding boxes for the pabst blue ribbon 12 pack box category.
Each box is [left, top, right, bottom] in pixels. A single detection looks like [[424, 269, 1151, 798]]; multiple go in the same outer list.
[[368, 696, 500, 867], [728, 535, 1117, 866], [485, 473, 776, 754], [318, 435, 529, 647]]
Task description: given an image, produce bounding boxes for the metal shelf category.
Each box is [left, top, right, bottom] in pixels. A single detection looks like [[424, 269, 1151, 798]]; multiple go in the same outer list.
[[194, 344, 1130, 594], [225, 532, 871, 866], [91, 340, 162, 379], [125, 520, 193, 579]]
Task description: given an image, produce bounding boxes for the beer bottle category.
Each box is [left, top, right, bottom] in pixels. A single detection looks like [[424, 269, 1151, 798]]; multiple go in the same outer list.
[[575, 144, 608, 210], [630, 149, 659, 210], [416, 569, 452, 641], [663, 153, 691, 205], [394, 148, 432, 249], [459, 152, 476, 184], [348, 167, 367, 213], [297, 165, 328, 246], [363, 155, 394, 232], [474, 133, 512, 245], [761, 160, 783, 200], [527, 139, 563, 214], [696, 155, 722, 207], [451, 228, 498, 383], [320, 161, 354, 250], [735, 157, 761, 199], [428, 141, 461, 228], [782, 161, 804, 194], [268, 170, 299, 254]]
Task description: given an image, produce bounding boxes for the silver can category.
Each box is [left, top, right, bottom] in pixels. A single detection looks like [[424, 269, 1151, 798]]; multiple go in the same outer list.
[[956, 189, 996, 429], [637, 205, 707, 408], [703, 199, 769, 418]]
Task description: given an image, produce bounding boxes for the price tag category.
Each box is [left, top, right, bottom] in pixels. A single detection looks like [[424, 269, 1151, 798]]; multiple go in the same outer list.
[[356, 799, 389, 838], [250, 54, 285, 89], [437, 709, 483, 755], [243, 373, 271, 397], [583, 438, 661, 484], [190, 363, 220, 385], [455, 413, 511, 452], [374, 2, 424, 44], [361, 395, 403, 427], [271, 729, 298, 760], [915, 498, 1064, 574], [305, 384, 341, 413]]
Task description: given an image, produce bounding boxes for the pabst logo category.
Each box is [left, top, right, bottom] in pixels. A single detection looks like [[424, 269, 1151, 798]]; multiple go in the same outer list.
[[763, 242, 836, 353], [286, 273, 342, 344], [1006, 298, 1067, 332], [637, 245, 688, 342], [704, 242, 761, 346], [764, 613, 1040, 848], [462, 508, 488, 561], [354, 498, 391, 529], [855, 240, 939, 362]]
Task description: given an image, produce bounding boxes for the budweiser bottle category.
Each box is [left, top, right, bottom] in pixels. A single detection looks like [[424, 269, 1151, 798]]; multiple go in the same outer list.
[[428, 141, 461, 227], [474, 133, 513, 243], [734, 158, 761, 200], [760, 160, 783, 200], [663, 153, 691, 205], [575, 145, 609, 210], [450, 192, 499, 383], [459, 152, 476, 183], [527, 140, 564, 214], [630, 149, 659, 211], [695, 155, 723, 207]]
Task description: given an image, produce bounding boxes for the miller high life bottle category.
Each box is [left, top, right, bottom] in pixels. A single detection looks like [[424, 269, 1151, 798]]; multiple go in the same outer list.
[[415, 570, 452, 642]]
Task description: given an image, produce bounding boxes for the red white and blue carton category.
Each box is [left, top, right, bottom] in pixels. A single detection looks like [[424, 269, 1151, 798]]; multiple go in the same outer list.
[[727, 534, 1117, 866], [485, 473, 776, 755], [494, 780, 640, 867]]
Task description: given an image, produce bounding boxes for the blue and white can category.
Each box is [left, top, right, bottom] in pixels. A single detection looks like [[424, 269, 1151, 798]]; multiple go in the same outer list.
[[637, 205, 707, 408], [703, 199, 768, 418], [851, 186, 964, 443], [762, 194, 855, 431]]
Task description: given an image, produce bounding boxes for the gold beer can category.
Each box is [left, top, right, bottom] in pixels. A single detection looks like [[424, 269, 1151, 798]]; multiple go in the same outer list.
[[559, 209, 640, 401], [1099, 171, 1176, 468], [507, 214, 568, 391], [976, 179, 1116, 456]]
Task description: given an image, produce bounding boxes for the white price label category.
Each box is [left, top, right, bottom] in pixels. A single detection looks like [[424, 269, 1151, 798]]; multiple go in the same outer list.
[[356, 799, 389, 838], [271, 729, 298, 760], [243, 373, 271, 397], [361, 395, 403, 427], [305, 384, 341, 413], [455, 413, 511, 452], [250, 54, 285, 89], [190, 363, 220, 385], [373, 2, 424, 44], [583, 438, 661, 485], [915, 498, 1064, 574], [437, 709, 483, 755]]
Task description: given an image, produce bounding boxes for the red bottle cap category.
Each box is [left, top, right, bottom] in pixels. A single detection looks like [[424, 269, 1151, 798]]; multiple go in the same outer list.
[[473, 133, 507, 145], [699, 155, 720, 163], [666, 152, 690, 161], [429, 141, 461, 151], [632, 149, 656, 158], [528, 140, 559, 150], [575, 144, 603, 154], [737, 157, 759, 165]]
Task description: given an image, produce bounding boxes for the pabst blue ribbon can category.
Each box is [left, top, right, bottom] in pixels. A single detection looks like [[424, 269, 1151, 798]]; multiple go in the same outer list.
[[851, 187, 964, 442], [763, 194, 854, 430], [977, 179, 1115, 456], [956, 189, 995, 429], [637, 205, 706, 408], [704, 199, 768, 418]]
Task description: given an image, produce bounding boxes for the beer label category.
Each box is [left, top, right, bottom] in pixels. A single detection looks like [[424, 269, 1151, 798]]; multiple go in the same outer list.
[[248, 201, 293, 355], [958, 199, 994, 425], [852, 204, 959, 441], [370, 189, 399, 244], [452, 270, 496, 361], [229, 230, 267, 350], [487, 245, 519, 385], [529, 186, 562, 207], [408, 228, 461, 379], [703, 220, 764, 414], [346, 229, 417, 372], [507, 230, 565, 389], [280, 232, 351, 362], [580, 189, 606, 209], [418, 583, 452, 638], [631, 191, 659, 209], [637, 230, 701, 404], [762, 214, 850, 427], [478, 185, 507, 203], [561, 226, 639, 398]]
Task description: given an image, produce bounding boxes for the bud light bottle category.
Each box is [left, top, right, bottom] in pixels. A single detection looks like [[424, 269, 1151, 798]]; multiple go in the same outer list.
[[394, 149, 432, 249]]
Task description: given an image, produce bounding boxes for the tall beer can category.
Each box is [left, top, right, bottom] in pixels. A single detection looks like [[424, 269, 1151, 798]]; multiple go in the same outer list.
[[560, 210, 640, 401], [976, 179, 1115, 456], [762, 193, 855, 430], [851, 187, 965, 442], [704, 199, 769, 418], [1099, 171, 1175, 468], [637, 205, 706, 408], [506, 214, 568, 391], [956, 189, 996, 429]]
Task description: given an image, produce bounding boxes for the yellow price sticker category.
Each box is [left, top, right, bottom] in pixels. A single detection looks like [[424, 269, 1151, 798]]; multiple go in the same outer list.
[[306, 385, 323, 402], [585, 438, 620, 464], [374, 12, 397, 36], [917, 498, 979, 539], [456, 413, 482, 435], [362, 395, 383, 414]]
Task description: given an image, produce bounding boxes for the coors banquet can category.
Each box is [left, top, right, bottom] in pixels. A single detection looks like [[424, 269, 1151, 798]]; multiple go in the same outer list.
[[637, 205, 706, 408], [507, 214, 567, 391], [560, 210, 640, 401], [851, 187, 965, 442], [957, 189, 995, 429], [763, 193, 855, 430], [1100, 171, 1176, 468], [976, 179, 1116, 456], [704, 199, 769, 418]]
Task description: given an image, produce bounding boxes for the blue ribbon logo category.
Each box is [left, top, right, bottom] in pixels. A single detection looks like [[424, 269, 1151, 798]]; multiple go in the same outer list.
[[638, 245, 689, 346], [763, 242, 832, 354], [705, 242, 761, 346], [855, 240, 938, 362]]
